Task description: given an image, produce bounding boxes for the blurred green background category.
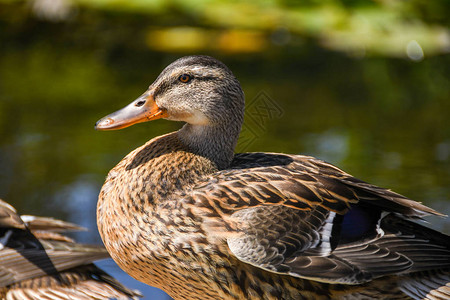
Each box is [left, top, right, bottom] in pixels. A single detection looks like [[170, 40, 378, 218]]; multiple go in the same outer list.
[[1, 0, 449, 299]]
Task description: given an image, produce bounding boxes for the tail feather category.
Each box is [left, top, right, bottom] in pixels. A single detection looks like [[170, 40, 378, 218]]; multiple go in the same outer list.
[[399, 269, 450, 300]]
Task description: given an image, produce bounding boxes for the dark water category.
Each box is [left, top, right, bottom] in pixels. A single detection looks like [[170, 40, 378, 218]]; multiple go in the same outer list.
[[1, 4, 449, 299]]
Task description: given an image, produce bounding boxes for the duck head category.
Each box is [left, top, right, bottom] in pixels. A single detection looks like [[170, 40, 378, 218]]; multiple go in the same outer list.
[[95, 55, 244, 131], [95, 55, 245, 169]]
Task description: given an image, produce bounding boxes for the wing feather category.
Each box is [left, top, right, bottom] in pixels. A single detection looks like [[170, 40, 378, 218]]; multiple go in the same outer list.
[[188, 153, 449, 284]]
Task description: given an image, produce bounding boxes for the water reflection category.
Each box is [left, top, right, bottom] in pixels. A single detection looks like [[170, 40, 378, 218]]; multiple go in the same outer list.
[[56, 176, 100, 243], [303, 129, 349, 163]]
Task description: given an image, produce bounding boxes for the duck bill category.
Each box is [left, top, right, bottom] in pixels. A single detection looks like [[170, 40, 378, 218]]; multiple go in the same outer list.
[[95, 91, 168, 131]]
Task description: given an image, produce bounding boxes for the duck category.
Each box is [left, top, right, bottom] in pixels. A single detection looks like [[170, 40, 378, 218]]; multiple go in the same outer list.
[[0, 199, 142, 299], [95, 55, 450, 300]]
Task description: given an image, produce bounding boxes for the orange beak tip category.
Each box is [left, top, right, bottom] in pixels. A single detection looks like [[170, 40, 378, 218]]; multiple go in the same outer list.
[[95, 117, 114, 131]]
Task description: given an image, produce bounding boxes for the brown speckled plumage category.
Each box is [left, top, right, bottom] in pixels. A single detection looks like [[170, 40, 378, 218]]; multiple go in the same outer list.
[[96, 55, 450, 300], [0, 199, 141, 299]]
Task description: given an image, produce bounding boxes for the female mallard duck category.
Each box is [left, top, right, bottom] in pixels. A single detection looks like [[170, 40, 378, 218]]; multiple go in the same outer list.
[[95, 55, 450, 300], [0, 199, 141, 299]]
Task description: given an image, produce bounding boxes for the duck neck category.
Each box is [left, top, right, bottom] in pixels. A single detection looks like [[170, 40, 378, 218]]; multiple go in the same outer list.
[[177, 121, 241, 170]]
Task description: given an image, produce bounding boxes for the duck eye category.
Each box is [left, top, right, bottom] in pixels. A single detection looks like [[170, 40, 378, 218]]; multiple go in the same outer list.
[[178, 74, 191, 83]]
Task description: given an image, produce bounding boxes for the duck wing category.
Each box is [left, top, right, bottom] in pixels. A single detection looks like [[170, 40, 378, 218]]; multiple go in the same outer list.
[[190, 153, 449, 284], [0, 199, 142, 299], [4, 264, 142, 300], [0, 199, 107, 287], [0, 226, 108, 289]]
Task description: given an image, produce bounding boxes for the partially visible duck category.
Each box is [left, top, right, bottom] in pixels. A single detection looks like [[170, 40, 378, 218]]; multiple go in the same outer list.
[[96, 55, 450, 300], [0, 199, 142, 299]]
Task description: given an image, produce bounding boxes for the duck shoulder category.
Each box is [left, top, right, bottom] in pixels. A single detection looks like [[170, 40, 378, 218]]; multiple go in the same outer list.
[[181, 152, 449, 285]]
